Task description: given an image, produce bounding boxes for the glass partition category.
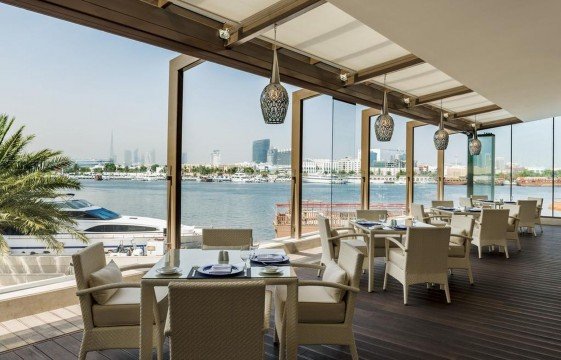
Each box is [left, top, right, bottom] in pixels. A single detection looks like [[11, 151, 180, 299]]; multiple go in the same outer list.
[[555, 117, 561, 217], [481, 125, 512, 201], [369, 115, 407, 216], [512, 118, 553, 214], [444, 132, 468, 205], [182, 62, 293, 242], [468, 133, 495, 200], [413, 124, 438, 206]]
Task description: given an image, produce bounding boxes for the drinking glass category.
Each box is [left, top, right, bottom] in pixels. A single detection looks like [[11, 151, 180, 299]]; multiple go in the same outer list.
[[379, 213, 387, 224], [250, 240, 260, 259], [240, 250, 250, 269]]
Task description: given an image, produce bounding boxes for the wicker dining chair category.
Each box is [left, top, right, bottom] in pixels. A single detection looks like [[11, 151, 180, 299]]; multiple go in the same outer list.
[[471, 195, 489, 201], [274, 242, 364, 360], [431, 200, 455, 208], [318, 214, 368, 276], [502, 204, 522, 251], [410, 203, 450, 226], [165, 280, 267, 360], [72, 243, 167, 360], [356, 209, 388, 222], [201, 228, 253, 249], [447, 215, 475, 284], [471, 209, 510, 258], [527, 197, 544, 234], [383, 227, 452, 304], [516, 200, 539, 236]]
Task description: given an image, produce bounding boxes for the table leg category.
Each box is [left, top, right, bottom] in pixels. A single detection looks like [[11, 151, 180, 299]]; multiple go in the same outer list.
[[368, 234, 374, 292], [140, 281, 155, 360], [284, 280, 298, 360]]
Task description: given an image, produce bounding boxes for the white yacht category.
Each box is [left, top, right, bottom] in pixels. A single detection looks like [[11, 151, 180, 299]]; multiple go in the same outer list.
[[303, 174, 348, 184], [2, 198, 201, 255], [231, 172, 251, 183]]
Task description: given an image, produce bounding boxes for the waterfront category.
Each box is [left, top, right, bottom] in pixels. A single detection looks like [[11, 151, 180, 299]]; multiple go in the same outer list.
[[72, 180, 558, 242]]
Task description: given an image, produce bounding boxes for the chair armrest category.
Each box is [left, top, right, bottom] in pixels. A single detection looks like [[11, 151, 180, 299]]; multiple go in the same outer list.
[[76, 282, 140, 297], [298, 280, 360, 293], [119, 263, 157, 271], [328, 233, 369, 242], [385, 236, 406, 252], [332, 227, 355, 232], [290, 262, 325, 270], [508, 216, 519, 220], [450, 234, 473, 241], [427, 214, 452, 219]]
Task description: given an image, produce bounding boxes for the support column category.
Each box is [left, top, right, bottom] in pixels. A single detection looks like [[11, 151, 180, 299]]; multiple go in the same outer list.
[[167, 55, 202, 249], [290, 89, 318, 239], [437, 149, 445, 200], [361, 108, 380, 210]]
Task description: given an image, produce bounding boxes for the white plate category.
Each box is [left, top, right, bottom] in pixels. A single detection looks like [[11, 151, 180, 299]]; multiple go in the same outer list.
[[197, 264, 244, 276], [156, 267, 182, 275], [250, 254, 289, 264], [259, 269, 283, 275]]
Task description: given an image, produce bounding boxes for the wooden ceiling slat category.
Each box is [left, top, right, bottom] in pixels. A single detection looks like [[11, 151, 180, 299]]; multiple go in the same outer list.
[[454, 104, 502, 118], [414, 85, 472, 105], [346, 54, 424, 85]]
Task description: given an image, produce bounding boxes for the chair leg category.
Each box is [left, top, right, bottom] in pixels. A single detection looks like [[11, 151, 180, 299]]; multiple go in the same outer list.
[[403, 285, 408, 305], [516, 238, 522, 251], [317, 262, 323, 277], [382, 264, 389, 291], [478, 245, 482, 259], [468, 266, 474, 285], [273, 326, 279, 345], [444, 281, 451, 304], [349, 334, 359, 360], [78, 347, 87, 360], [504, 244, 510, 259]]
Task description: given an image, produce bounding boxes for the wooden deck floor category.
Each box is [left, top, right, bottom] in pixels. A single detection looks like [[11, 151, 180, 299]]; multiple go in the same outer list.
[[1, 226, 560, 359]]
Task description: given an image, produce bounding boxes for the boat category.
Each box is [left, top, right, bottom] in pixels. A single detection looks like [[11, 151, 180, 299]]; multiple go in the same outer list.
[[2, 197, 202, 255], [302, 174, 348, 184], [347, 176, 361, 184], [444, 177, 468, 185], [516, 177, 561, 187], [370, 176, 396, 184], [231, 172, 252, 183]]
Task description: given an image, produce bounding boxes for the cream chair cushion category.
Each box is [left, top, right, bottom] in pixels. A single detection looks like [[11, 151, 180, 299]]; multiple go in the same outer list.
[[322, 260, 348, 302], [275, 285, 346, 324], [448, 243, 465, 257], [88, 260, 122, 304], [388, 248, 405, 270], [92, 287, 168, 327], [450, 230, 467, 246], [431, 219, 449, 227]]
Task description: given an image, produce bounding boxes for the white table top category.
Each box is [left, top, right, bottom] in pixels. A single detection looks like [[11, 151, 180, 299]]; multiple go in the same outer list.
[[351, 219, 433, 234]]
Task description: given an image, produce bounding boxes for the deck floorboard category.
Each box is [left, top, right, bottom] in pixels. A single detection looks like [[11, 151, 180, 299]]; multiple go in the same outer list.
[[1, 226, 560, 359]]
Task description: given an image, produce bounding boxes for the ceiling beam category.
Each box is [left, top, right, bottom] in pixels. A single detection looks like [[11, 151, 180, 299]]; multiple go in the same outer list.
[[413, 85, 472, 106], [0, 0, 470, 132], [453, 104, 501, 118], [225, 0, 325, 47], [479, 117, 522, 129], [345, 54, 424, 86]]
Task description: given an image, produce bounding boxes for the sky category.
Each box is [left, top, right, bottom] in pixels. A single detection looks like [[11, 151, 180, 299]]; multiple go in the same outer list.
[[0, 3, 556, 168]]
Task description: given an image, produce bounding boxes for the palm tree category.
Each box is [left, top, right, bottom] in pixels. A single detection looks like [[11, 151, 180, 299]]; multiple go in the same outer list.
[[0, 114, 88, 254]]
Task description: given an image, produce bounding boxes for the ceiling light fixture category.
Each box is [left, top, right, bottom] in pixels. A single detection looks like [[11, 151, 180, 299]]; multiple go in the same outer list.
[[433, 99, 449, 150], [469, 115, 482, 155], [374, 74, 394, 142], [260, 24, 289, 125]]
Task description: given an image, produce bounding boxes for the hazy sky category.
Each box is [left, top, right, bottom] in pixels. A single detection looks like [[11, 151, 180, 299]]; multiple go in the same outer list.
[[0, 4, 556, 168]]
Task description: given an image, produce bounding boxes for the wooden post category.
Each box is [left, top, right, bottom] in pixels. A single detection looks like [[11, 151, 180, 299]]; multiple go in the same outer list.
[[361, 108, 380, 210]]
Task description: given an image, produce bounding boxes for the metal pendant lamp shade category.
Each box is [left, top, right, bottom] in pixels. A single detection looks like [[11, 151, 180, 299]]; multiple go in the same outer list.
[[260, 28, 289, 124], [469, 121, 482, 155], [374, 90, 394, 141], [433, 107, 449, 150]]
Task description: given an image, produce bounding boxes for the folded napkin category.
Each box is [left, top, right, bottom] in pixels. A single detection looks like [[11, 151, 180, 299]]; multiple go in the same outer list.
[[368, 225, 385, 230], [208, 264, 232, 274], [254, 254, 284, 261]]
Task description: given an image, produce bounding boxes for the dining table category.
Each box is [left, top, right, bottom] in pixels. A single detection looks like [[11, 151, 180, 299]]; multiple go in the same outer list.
[[139, 248, 299, 360], [431, 206, 483, 218], [351, 218, 434, 293]]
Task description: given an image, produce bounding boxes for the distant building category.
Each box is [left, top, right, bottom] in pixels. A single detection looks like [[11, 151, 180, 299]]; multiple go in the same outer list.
[[109, 131, 116, 163], [150, 149, 156, 165], [124, 150, 132, 166], [370, 149, 381, 164], [181, 152, 187, 164], [211, 150, 221, 167], [276, 149, 291, 166], [75, 159, 111, 169], [252, 139, 270, 164], [133, 148, 140, 164], [267, 148, 278, 165]]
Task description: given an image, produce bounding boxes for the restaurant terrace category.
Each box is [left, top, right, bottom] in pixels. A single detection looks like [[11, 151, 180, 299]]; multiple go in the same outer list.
[[0, 1, 560, 360]]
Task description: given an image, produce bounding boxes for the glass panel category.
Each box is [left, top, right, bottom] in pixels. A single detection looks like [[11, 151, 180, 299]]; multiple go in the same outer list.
[[413, 124, 438, 206], [331, 100, 360, 227], [182, 62, 293, 243], [512, 119, 553, 215], [369, 115, 407, 216], [469, 133, 495, 200], [301, 95, 333, 233], [480, 125, 512, 201], [444, 132, 468, 206], [555, 118, 561, 217]]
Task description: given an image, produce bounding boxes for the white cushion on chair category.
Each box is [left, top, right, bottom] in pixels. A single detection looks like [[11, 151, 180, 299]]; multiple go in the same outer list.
[[431, 219, 449, 227], [92, 287, 168, 327], [88, 260, 122, 304], [275, 285, 345, 324], [448, 243, 465, 257], [322, 260, 348, 302]]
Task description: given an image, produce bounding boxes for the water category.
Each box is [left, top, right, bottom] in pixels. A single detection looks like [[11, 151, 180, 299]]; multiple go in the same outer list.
[[74, 180, 557, 242]]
